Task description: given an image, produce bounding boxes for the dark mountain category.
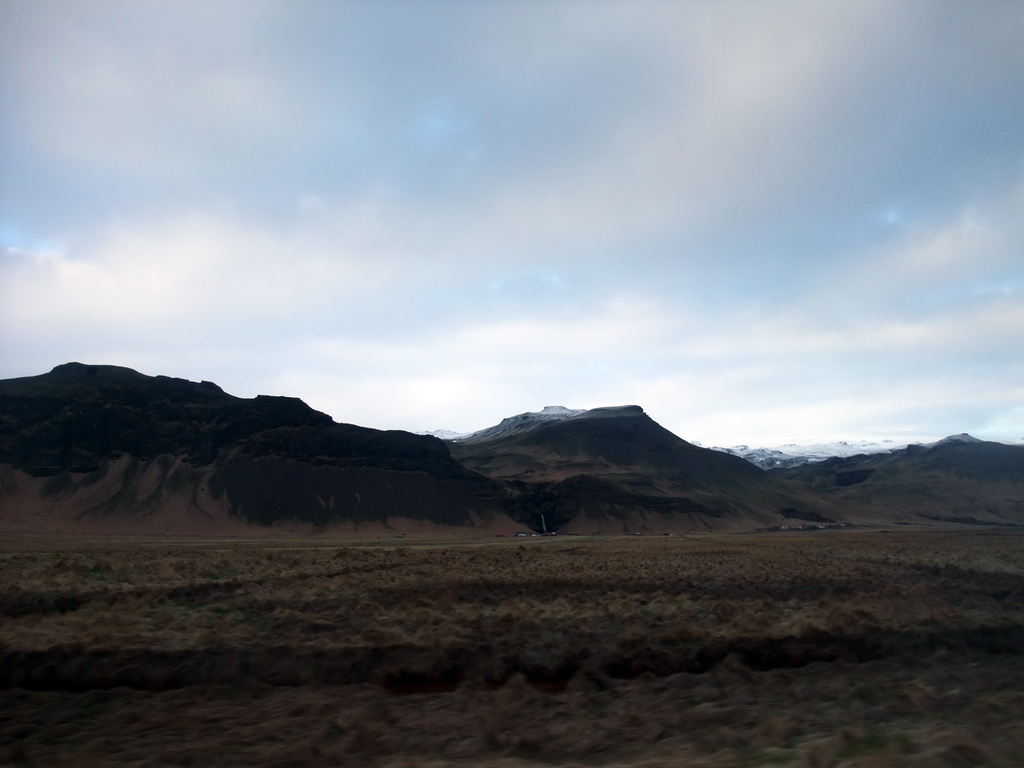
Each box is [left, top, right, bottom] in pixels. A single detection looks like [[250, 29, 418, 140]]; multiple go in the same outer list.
[[0, 363, 510, 534], [772, 436, 1024, 525], [454, 405, 587, 444], [449, 405, 846, 533], [6, 364, 1018, 536]]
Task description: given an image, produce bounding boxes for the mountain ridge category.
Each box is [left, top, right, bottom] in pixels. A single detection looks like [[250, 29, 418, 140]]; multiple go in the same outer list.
[[2, 364, 1021, 535], [771, 436, 1024, 525], [0, 363, 512, 535], [711, 433, 1018, 469], [448, 404, 846, 533]]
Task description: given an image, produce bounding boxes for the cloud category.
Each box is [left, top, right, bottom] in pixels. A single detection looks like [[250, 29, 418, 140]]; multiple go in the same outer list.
[[2, 1, 1024, 446]]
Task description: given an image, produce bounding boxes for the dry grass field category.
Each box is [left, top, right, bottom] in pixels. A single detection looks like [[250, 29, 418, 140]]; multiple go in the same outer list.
[[2, 529, 1023, 767]]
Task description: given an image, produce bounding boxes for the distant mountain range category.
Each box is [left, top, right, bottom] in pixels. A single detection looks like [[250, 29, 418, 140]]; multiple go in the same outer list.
[[710, 440, 904, 469], [2, 364, 1022, 535], [447, 404, 843, 533], [770, 434, 1024, 526], [708, 433, 1000, 469]]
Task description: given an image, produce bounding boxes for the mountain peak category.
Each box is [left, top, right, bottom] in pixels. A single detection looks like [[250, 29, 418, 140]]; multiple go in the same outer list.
[[452, 405, 651, 444], [453, 406, 586, 444], [585, 405, 645, 418], [932, 433, 983, 446]]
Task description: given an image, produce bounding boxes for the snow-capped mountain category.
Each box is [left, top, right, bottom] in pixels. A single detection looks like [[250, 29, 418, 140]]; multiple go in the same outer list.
[[712, 439, 909, 469], [931, 433, 983, 447], [445, 405, 590, 444], [715, 434, 995, 469], [421, 428, 472, 441], [429, 406, 1002, 471]]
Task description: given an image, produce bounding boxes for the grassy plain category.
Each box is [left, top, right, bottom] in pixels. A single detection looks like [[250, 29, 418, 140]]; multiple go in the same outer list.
[[2, 530, 1023, 767]]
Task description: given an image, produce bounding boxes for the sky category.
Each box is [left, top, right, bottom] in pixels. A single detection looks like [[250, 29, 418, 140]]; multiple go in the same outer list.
[[2, 0, 1023, 448]]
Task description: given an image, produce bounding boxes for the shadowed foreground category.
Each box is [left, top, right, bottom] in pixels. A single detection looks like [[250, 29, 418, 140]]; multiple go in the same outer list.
[[2, 531, 1023, 766]]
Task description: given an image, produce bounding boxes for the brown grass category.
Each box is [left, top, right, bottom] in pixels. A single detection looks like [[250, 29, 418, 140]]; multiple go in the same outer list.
[[1, 530, 1023, 766]]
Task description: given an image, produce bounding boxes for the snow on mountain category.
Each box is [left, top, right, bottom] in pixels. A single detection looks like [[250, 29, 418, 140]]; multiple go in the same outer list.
[[716, 434, 995, 469], [421, 428, 472, 441], [427, 405, 996, 469], [713, 439, 909, 469], [931, 433, 984, 447], [443, 405, 590, 444]]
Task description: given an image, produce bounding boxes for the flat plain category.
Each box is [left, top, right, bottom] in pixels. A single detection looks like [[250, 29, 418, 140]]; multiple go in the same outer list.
[[2, 529, 1023, 767]]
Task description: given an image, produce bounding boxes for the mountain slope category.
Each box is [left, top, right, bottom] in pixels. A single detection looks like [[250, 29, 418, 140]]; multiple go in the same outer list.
[[0, 363, 510, 534], [449, 406, 846, 533], [454, 405, 588, 444], [772, 436, 1024, 525]]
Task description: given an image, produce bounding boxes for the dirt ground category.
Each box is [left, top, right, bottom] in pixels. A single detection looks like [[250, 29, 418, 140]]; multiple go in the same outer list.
[[2, 529, 1023, 767]]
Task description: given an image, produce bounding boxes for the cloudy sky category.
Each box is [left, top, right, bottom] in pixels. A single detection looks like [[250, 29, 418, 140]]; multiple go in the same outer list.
[[2, 0, 1023, 447]]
